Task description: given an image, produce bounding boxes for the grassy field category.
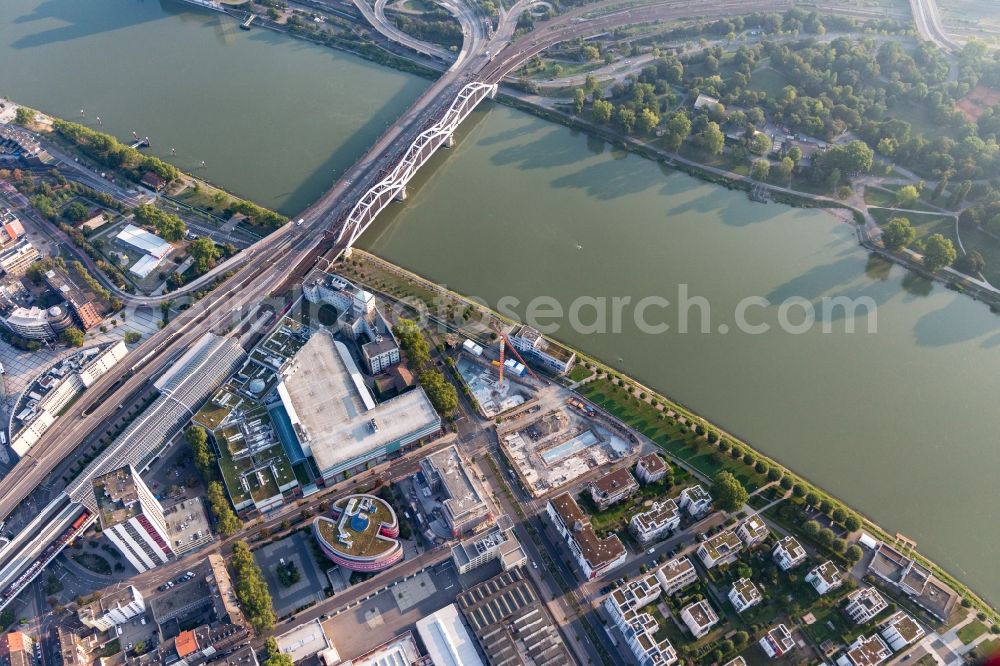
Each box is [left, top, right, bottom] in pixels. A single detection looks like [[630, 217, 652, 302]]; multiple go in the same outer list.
[[578, 377, 766, 491], [569, 364, 595, 382], [958, 619, 988, 644], [749, 67, 789, 98]]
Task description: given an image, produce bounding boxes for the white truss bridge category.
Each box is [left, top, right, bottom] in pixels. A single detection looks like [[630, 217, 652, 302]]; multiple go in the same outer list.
[[336, 81, 497, 248]]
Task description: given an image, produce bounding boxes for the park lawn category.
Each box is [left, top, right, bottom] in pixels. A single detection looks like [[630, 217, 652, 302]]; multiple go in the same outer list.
[[749, 67, 789, 98], [876, 184, 944, 212], [958, 619, 988, 644], [956, 223, 1000, 286], [870, 208, 957, 245], [569, 364, 595, 382], [579, 378, 765, 491], [977, 637, 1000, 656], [864, 186, 898, 208]]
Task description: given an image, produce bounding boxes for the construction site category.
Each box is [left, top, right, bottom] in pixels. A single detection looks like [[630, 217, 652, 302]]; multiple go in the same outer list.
[[497, 388, 634, 498]]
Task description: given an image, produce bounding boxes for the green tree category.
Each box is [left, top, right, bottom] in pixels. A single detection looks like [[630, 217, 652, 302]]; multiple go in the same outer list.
[[206, 481, 242, 537], [62, 201, 90, 223], [584, 74, 599, 95], [59, 327, 85, 347], [844, 514, 861, 532], [710, 471, 748, 512], [845, 544, 864, 563], [393, 318, 431, 369], [232, 542, 276, 634], [881, 217, 916, 251], [264, 638, 294, 666], [664, 111, 691, 151], [895, 185, 920, 207], [186, 426, 215, 478], [787, 146, 802, 163], [420, 368, 459, 417], [14, 107, 36, 126], [776, 156, 794, 181], [955, 250, 985, 276], [749, 132, 772, 155], [637, 108, 660, 135], [617, 106, 637, 134], [751, 159, 770, 181], [276, 560, 301, 587], [189, 237, 221, 273], [581, 45, 600, 61], [133, 204, 186, 241], [124, 331, 142, 344], [700, 121, 725, 155], [592, 99, 613, 124], [573, 88, 585, 114], [803, 520, 820, 538], [922, 233, 956, 272]]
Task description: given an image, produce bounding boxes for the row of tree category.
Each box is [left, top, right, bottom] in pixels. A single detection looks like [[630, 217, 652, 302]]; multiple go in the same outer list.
[[393, 318, 459, 417], [231, 541, 276, 634]]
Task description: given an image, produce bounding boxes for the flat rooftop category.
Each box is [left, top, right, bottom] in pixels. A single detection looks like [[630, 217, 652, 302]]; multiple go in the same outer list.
[[92, 465, 145, 528], [279, 332, 439, 475], [423, 445, 487, 524], [315, 494, 398, 559]]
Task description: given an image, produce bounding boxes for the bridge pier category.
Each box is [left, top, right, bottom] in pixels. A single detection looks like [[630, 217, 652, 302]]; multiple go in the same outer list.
[[395, 187, 407, 201], [444, 133, 455, 149]]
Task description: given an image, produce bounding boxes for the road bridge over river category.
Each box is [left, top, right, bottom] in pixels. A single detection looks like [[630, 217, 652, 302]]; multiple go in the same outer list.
[[0, 0, 891, 612]]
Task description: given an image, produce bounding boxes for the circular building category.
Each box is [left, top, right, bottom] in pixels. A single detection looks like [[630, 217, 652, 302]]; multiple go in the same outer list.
[[312, 494, 402, 572]]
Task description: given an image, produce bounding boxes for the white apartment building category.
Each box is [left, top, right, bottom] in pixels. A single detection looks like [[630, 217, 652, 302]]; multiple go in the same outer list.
[[603, 574, 678, 666], [843, 587, 889, 626], [696, 530, 743, 569], [78, 586, 145, 632], [736, 514, 769, 547], [92, 465, 173, 572], [772, 536, 807, 570], [758, 624, 795, 659], [679, 600, 718, 639], [629, 499, 680, 545], [806, 561, 844, 595], [654, 557, 698, 596], [836, 634, 892, 666], [879, 611, 925, 651], [728, 578, 762, 614], [678, 485, 712, 517]]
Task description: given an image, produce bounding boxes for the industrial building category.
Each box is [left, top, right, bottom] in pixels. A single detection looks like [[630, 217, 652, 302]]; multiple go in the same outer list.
[[78, 585, 145, 631], [9, 341, 128, 456], [419, 444, 492, 537], [0, 239, 38, 276], [450, 515, 526, 574], [43, 268, 104, 330], [415, 604, 484, 666], [313, 494, 403, 572], [67, 333, 246, 506], [116, 223, 172, 259], [457, 567, 572, 666], [303, 271, 400, 375], [92, 465, 173, 572], [276, 331, 439, 481], [0, 209, 25, 246]]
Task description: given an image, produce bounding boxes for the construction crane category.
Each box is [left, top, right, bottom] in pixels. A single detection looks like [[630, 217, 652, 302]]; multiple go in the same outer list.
[[490, 320, 541, 386]]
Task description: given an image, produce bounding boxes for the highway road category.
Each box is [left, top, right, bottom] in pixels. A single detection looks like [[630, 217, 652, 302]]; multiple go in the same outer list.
[[909, 0, 959, 52]]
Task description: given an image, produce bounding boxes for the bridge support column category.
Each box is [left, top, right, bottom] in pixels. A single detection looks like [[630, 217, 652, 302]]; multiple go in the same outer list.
[[395, 187, 407, 201], [444, 133, 455, 149]]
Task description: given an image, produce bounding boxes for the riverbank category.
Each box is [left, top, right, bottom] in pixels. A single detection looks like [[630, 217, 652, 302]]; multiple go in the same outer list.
[[336, 248, 1000, 625]]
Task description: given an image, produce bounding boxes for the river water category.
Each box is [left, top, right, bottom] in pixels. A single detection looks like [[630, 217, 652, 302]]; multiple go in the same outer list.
[[3, 1, 1000, 604]]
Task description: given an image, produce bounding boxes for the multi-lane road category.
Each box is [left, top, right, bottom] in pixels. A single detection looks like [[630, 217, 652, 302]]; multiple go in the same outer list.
[[909, 0, 960, 52]]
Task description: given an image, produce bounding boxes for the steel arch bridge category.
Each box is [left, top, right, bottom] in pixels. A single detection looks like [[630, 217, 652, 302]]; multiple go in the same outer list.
[[336, 81, 497, 249]]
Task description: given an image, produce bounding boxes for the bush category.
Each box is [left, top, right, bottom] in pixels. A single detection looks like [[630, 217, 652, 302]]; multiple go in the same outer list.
[[962, 598, 973, 608]]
